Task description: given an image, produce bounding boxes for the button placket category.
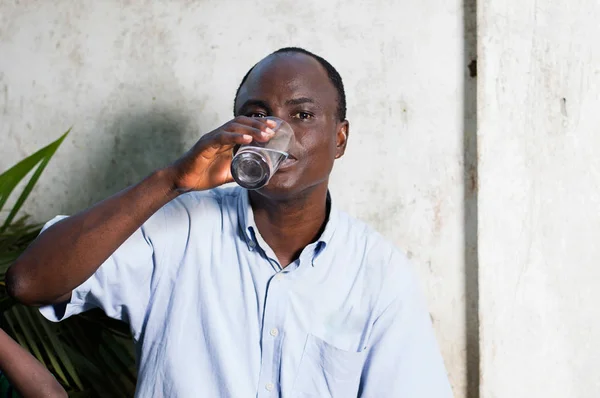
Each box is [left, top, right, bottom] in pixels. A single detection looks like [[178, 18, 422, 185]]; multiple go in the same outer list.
[[256, 273, 288, 397]]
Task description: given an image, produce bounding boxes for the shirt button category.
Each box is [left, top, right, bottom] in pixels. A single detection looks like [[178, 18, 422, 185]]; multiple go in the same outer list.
[[275, 274, 284, 281], [265, 382, 274, 391], [270, 328, 279, 337], [249, 240, 256, 248]]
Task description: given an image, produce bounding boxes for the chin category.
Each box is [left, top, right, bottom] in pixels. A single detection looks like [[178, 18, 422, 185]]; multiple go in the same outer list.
[[257, 177, 302, 200], [254, 173, 328, 202]]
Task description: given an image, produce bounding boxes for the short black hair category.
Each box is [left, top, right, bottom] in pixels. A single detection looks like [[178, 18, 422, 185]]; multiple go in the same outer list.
[[233, 47, 347, 121]]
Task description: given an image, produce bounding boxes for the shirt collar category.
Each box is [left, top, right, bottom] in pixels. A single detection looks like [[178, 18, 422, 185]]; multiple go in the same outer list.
[[237, 187, 338, 261]]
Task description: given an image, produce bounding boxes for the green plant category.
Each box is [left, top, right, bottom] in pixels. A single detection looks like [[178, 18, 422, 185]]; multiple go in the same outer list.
[[0, 130, 137, 397]]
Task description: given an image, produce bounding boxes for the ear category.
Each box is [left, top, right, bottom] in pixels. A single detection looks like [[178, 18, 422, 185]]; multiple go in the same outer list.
[[335, 120, 349, 159]]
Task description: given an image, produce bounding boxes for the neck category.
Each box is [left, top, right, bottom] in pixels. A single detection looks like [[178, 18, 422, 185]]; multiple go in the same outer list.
[[249, 183, 329, 267]]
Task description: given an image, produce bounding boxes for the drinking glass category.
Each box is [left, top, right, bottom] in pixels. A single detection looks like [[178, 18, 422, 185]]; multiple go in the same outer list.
[[231, 116, 294, 190]]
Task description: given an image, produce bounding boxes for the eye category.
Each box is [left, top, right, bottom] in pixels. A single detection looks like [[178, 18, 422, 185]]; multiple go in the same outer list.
[[248, 112, 267, 118], [292, 111, 314, 120]]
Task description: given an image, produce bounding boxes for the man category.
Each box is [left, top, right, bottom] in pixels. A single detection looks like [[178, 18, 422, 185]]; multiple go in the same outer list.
[[0, 328, 67, 397], [7, 47, 452, 397]]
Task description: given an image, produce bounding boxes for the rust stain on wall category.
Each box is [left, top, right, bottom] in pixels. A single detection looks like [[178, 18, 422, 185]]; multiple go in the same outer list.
[[468, 59, 477, 78], [467, 164, 478, 195]]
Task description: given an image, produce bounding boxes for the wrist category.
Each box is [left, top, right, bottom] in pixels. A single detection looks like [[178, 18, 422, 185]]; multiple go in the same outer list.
[[153, 167, 183, 200]]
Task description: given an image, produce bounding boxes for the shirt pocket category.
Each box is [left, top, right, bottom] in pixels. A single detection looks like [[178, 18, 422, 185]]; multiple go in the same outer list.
[[291, 334, 366, 398]]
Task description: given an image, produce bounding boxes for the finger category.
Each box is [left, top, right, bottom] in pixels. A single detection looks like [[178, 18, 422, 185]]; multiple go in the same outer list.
[[200, 131, 251, 157], [217, 131, 253, 147], [233, 116, 277, 135], [225, 123, 274, 142], [249, 116, 278, 129]]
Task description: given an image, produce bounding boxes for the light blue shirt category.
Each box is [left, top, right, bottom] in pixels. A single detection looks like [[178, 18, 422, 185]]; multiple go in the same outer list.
[[40, 187, 452, 397]]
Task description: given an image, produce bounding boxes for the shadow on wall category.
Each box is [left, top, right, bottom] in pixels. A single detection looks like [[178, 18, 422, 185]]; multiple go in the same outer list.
[[63, 108, 189, 213]]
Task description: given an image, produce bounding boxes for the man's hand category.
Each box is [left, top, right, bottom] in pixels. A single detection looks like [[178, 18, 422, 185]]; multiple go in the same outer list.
[[6, 116, 277, 306], [169, 116, 277, 192]]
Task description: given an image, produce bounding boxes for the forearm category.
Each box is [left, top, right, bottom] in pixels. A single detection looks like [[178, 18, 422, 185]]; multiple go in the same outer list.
[[6, 167, 180, 306], [0, 330, 67, 398], [6, 117, 272, 306]]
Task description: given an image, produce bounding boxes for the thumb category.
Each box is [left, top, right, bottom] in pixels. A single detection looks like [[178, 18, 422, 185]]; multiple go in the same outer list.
[[223, 168, 235, 185]]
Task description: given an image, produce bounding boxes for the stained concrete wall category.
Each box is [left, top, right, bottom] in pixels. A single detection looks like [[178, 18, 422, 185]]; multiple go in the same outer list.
[[0, 1, 468, 396], [479, 0, 600, 396]]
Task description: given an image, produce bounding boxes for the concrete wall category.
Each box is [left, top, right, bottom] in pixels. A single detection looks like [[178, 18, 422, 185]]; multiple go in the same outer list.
[[479, 0, 600, 396], [0, 0, 468, 395]]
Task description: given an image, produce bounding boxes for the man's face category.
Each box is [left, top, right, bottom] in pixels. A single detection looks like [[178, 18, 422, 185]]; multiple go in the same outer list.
[[234, 53, 348, 199]]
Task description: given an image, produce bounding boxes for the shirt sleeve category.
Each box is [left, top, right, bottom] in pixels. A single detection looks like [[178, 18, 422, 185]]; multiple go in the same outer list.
[[358, 252, 453, 397], [38, 208, 170, 340]]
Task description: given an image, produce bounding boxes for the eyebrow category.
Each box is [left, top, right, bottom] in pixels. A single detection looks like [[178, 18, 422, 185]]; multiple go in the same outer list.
[[236, 97, 318, 114], [236, 99, 271, 116], [237, 99, 269, 111], [285, 97, 315, 106]]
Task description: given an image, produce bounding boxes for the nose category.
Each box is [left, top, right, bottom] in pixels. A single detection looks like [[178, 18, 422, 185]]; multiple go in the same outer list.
[[270, 109, 289, 123]]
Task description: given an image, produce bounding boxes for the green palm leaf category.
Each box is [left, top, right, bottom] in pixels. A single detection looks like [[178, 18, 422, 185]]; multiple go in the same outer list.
[[0, 129, 70, 232], [0, 129, 138, 396]]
